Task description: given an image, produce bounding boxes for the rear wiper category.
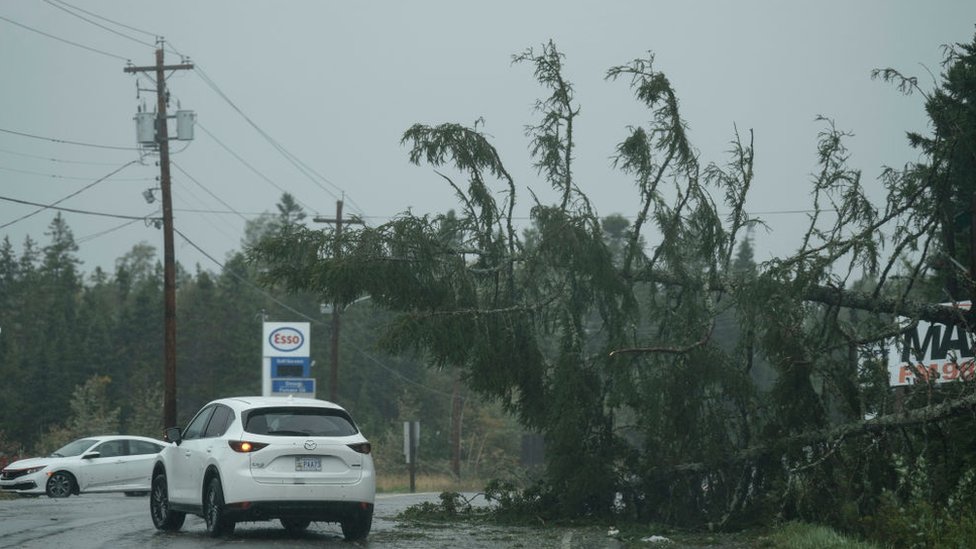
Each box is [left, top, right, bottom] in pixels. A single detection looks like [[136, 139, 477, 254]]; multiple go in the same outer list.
[[267, 430, 308, 436]]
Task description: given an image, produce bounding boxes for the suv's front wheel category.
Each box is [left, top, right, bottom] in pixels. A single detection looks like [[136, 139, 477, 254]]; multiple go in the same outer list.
[[204, 476, 235, 537], [150, 472, 185, 531]]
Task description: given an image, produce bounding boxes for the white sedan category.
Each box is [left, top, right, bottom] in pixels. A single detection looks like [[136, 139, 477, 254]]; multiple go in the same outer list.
[[0, 435, 166, 498]]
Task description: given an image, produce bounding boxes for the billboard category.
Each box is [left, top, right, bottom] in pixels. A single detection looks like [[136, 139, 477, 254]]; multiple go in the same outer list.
[[888, 301, 976, 386]]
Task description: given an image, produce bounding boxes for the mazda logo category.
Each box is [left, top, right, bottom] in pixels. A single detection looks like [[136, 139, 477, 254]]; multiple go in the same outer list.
[[304, 440, 316, 450]]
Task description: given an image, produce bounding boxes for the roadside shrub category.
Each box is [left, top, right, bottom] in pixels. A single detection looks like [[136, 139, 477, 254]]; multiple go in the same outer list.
[[398, 491, 481, 521], [0, 430, 26, 470], [769, 522, 880, 549], [859, 458, 976, 548], [483, 479, 558, 524]]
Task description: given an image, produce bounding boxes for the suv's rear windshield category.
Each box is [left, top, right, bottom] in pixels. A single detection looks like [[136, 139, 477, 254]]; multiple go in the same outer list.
[[243, 407, 359, 437]]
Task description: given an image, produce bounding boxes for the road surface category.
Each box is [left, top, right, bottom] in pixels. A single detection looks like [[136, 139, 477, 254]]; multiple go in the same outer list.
[[0, 492, 644, 548]]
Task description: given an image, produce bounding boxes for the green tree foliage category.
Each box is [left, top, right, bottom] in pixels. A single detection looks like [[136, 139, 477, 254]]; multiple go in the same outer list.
[[35, 374, 120, 453], [125, 382, 164, 439], [874, 38, 976, 300], [250, 34, 976, 538], [8, 216, 88, 441]]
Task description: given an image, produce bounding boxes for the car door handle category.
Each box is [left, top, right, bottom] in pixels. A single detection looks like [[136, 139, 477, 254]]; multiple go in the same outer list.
[[184, 451, 191, 458]]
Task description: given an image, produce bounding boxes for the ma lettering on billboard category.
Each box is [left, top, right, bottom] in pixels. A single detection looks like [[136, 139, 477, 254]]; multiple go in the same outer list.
[[887, 301, 976, 386]]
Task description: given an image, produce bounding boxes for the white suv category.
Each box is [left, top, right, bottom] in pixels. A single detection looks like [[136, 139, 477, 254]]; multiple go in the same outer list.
[[149, 396, 375, 540]]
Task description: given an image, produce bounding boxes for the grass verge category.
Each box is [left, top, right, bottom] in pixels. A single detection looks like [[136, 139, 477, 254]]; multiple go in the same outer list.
[[376, 472, 487, 493]]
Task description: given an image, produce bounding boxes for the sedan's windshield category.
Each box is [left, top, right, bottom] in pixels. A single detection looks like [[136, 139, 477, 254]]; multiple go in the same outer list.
[[244, 407, 358, 437], [50, 438, 97, 457]]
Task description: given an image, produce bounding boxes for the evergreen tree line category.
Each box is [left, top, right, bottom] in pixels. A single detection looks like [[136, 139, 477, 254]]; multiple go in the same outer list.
[[0, 204, 522, 481]]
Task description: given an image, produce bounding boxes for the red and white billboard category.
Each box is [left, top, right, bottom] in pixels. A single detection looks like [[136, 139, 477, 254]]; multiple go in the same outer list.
[[888, 301, 976, 386]]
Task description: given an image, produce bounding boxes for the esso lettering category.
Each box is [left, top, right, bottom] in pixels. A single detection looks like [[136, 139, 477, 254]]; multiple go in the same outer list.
[[268, 327, 304, 352]]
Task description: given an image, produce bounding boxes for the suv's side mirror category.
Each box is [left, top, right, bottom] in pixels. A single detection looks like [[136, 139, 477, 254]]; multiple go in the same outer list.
[[81, 452, 100, 460], [164, 426, 183, 445]]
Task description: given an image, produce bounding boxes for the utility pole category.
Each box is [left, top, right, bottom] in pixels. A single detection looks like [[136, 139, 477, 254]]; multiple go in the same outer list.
[[313, 200, 363, 402], [124, 46, 193, 429], [450, 373, 462, 479]]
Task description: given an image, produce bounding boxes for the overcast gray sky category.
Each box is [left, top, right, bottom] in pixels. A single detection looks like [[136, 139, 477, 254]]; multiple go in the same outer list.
[[2, 1, 975, 276]]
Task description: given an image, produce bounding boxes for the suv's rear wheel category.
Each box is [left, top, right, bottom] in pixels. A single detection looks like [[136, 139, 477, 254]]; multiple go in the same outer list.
[[340, 505, 372, 541], [150, 472, 185, 531], [280, 517, 311, 535], [204, 476, 235, 537]]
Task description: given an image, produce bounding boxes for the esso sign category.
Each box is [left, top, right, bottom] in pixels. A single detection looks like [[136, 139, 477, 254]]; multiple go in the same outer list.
[[262, 322, 309, 357], [269, 327, 304, 353]]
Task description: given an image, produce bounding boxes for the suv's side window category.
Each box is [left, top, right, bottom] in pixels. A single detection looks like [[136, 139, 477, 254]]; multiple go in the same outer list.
[[183, 406, 215, 441], [204, 405, 234, 438]]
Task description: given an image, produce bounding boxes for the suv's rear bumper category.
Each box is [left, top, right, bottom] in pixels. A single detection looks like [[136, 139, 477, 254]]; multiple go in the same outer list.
[[222, 500, 372, 522], [222, 461, 376, 505]]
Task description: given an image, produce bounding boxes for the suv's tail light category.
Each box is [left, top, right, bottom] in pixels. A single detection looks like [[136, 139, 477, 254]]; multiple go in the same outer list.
[[348, 442, 372, 455], [228, 440, 269, 453]]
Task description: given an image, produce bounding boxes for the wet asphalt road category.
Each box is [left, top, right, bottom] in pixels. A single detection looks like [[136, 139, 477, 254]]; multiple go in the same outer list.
[[0, 492, 636, 548]]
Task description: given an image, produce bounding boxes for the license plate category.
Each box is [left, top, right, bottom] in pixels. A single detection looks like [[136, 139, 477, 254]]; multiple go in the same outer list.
[[296, 456, 321, 472]]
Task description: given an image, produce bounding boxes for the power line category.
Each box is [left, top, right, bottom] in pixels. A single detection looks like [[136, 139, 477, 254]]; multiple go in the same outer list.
[[42, 0, 157, 49], [196, 123, 316, 213], [743, 208, 839, 216], [0, 13, 130, 62], [48, 0, 159, 39], [0, 146, 128, 166], [0, 196, 155, 223], [0, 164, 153, 181], [165, 179, 248, 274], [0, 126, 140, 151], [76, 216, 150, 245], [16, 5, 365, 217], [171, 161, 248, 222], [174, 226, 318, 319], [173, 207, 267, 216], [160, 209, 839, 222], [0, 160, 139, 229], [170, 186, 241, 246], [193, 65, 364, 216], [345, 339, 454, 399]]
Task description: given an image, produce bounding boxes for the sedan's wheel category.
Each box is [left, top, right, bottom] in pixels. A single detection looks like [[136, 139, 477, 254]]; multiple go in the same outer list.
[[204, 477, 235, 537], [280, 517, 311, 535], [45, 471, 74, 498], [340, 505, 373, 541], [150, 473, 185, 531]]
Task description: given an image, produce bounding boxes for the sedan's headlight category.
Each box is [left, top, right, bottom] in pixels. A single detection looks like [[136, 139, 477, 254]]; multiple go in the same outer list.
[[24, 466, 47, 474]]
